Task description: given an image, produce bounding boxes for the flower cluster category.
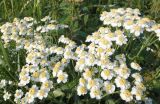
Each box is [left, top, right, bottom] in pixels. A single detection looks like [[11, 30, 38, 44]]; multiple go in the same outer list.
[[0, 8, 159, 103], [57, 30, 145, 102], [0, 79, 12, 101], [100, 8, 160, 39], [0, 16, 69, 103]]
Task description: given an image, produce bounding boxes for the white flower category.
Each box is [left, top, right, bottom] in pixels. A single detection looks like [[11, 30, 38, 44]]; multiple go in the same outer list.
[[130, 24, 143, 37], [103, 81, 115, 94], [8, 81, 12, 85], [46, 24, 57, 30], [37, 89, 48, 100], [134, 82, 146, 91], [123, 20, 134, 30], [115, 54, 126, 63], [87, 78, 102, 89], [41, 80, 53, 91], [83, 68, 93, 80], [24, 92, 35, 103], [120, 90, 133, 102], [14, 89, 23, 99], [131, 62, 142, 71], [104, 32, 115, 41], [77, 85, 87, 96], [101, 69, 114, 80], [115, 34, 127, 46], [85, 54, 96, 66], [18, 75, 30, 86], [58, 35, 70, 44], [98, 38, 112, 49], [64, 50, 74, 59], [57, 70, 68, 83], [31, 71, 40, 82], [131, 87, 143, 100], [79, 78, 86, 86], [115, 76, 130, 90], [41, 16, 51, 22], [52, 62, 61, 77], [39, 69, 49, 82], [0, 79, 7, 88], [28, 85, 39, 97], [117, 65, 130, 79], [132, 73, 143, 82], [3, 92, 11, 101], [90, 86, 102, 99]]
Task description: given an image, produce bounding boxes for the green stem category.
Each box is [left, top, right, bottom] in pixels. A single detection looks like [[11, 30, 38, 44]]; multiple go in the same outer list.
[[136, 45, 144, 57]]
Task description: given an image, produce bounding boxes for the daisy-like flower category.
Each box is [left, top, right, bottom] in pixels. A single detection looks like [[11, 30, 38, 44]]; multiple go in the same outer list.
[[98, 38, 112, 49], [120, 90, 133, 102], [18, 75, 30, 86], [115, 34, 127, 46], [134, 82, 146, 91], [31, 71, 40, 82], [115, 76, 130, 90], [75, 58, 86, 72], [106, 48, 115, 56], [37, 89, 48, 100], [64, 49, 73, 59], [118, 65, 131, 79], [101, 69, 114, 80], [52, 62, 61, 77], [85, 54, 96, 66], [83, 68, 93, 80], [87, 78, 103, 90], [103, 81, 115, 94], [41, 80, 53, 91], [3, 91, 11, 101], [90, 86, 102, 99], [79, 77, 86, 86], [57, 70, 68, 83], [24, 92, 35, 103], [14, 89, 23, 99], [123, 20, 134, 30], [130, 24, 143, 36], [115, 54, 126, 63], [131, 86, 143, 100], [130, 62, 142, 71], [54, 47, 64, 55], [28, 85, 38, 97], [132, 73, 143, 82], [104, 32, 115, 41], [77, 85, 87, 96], [0, 79, 7, 88], [39, 69, 49, 82]]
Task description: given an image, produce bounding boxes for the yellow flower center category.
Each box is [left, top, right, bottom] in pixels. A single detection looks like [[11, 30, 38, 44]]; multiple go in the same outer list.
[[124, 90, 131, 97], [106, 84, 112, 91], [29, 88, 36, 95], [80, 86, 86, 93], [104, 70, 111, 76], [58, 74, 65, 81], [119, 78, 126, 85]]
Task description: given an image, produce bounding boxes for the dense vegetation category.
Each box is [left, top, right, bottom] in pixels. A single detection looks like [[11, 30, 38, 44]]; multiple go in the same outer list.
[[0, 0, 159, 104]]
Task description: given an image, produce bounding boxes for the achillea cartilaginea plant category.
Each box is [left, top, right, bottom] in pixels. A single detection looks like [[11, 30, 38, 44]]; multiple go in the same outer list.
[[0, 8, 159, 103]]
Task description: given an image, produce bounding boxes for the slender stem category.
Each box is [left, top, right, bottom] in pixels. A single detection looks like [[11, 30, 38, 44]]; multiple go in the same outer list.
[[136, 45, 144, 57]]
